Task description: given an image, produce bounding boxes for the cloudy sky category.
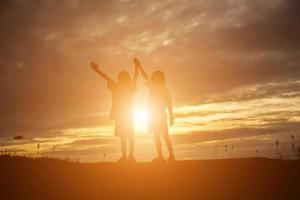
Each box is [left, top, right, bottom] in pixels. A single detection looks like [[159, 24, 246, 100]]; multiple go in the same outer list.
[[0, 0, 300, 162]]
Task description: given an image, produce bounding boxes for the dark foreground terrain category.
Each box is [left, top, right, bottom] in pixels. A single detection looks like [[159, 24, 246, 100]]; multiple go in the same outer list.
[[0, 156, 299, 200]]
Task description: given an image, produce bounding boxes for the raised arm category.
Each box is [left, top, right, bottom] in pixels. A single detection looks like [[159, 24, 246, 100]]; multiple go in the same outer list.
[[133, 64, 139, 83], [133, 58, 149, 81], [90, 62, 114, 84]]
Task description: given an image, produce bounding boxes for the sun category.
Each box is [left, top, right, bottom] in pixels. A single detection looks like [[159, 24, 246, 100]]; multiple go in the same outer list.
[[134, 108, 149, 133]]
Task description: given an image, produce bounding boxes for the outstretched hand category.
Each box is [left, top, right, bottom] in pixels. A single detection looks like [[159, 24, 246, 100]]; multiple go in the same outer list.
[[133, 58, 140, 67], [90, 61, 113, 83], [90, 62, 99, 71], [133, 57, 149, 80]]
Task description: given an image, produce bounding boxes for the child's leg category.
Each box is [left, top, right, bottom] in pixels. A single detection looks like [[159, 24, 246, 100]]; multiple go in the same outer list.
[[120, 136, 127, 159], [154, 133, 163, 158], [162, 133, 174, 158], [128, 135, 135, 159]]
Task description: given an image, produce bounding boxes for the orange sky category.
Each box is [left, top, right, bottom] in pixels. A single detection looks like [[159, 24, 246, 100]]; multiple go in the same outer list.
[[0, 0, 300, 162]]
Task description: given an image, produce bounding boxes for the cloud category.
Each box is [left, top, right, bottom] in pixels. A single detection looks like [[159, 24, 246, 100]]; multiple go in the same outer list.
[[0, 0, 299, 140]]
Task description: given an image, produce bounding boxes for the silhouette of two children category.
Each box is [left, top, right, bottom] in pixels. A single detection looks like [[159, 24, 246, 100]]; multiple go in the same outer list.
[[90, 58, 174, 162]]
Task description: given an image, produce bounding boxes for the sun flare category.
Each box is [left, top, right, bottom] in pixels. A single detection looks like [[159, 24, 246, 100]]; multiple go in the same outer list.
[[134, 108, 149, 133]]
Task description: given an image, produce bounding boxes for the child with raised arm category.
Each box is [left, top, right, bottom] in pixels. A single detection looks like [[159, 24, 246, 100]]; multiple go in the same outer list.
[[133, 58, 175, 162], [90, 61, 138, 162]]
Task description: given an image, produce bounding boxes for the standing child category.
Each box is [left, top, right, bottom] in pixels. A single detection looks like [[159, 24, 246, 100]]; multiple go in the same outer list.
[[90, 61, 138, 162], [133, 58, 175, 161]]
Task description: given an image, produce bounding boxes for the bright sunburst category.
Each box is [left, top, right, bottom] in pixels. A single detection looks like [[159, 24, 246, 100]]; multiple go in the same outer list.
[[134, 108, 149, 133]]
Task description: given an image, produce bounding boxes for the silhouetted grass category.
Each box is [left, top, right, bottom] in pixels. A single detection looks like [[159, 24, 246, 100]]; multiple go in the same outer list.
[[0, 155, 299, 200]]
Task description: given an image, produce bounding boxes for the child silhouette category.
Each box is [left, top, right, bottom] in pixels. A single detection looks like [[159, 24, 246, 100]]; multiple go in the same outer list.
[[133, 58, 175, 162], [90, 61, 138, 162]]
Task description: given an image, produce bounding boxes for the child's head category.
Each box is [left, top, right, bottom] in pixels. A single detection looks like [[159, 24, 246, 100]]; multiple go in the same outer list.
[[118, 71, 131, 83], [151, 71, 165, 85]]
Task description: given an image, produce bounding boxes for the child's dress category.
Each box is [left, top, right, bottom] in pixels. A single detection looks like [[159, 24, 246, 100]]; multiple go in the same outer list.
[[107, 81, 136, 138], [147, 81, 171, 136]]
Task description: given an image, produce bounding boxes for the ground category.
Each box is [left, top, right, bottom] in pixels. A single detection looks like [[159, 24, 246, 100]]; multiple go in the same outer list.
[[0, 156, 299, 200]]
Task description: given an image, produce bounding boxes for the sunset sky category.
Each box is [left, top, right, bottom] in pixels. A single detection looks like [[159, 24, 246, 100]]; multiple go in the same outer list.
[[1, 0, 300, 162]]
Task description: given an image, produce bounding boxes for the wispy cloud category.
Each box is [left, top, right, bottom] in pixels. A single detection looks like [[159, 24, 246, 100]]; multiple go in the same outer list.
[[0, 0, 299, 161], [1, 79, 300, 161]]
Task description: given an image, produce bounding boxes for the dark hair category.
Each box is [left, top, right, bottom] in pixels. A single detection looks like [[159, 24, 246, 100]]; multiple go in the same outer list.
[[118, 71, 131, 83], [151, 71, 165, 85]]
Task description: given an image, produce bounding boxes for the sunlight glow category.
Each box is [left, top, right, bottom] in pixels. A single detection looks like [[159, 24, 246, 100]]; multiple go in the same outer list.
[[134, 108, 149, 134]]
